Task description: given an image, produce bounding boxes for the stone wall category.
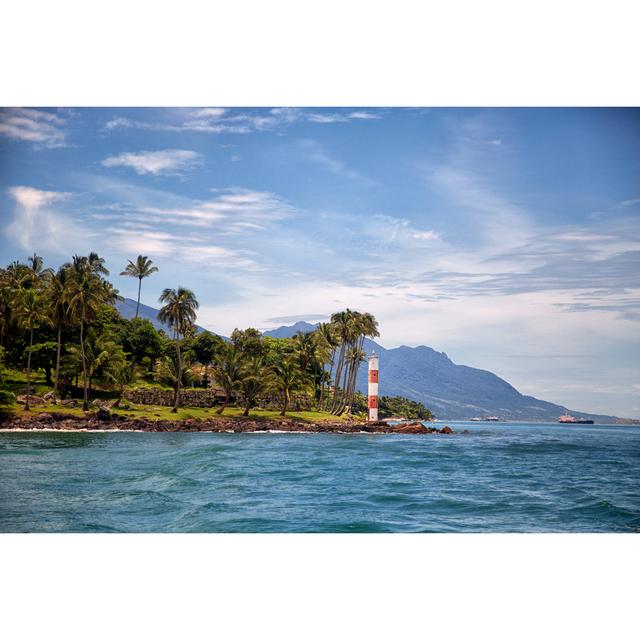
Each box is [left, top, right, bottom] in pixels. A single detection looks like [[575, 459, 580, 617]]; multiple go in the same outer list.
[[124, 387, 225, 407], [123, 387, 314, 411], [255, 393, 314, 412]]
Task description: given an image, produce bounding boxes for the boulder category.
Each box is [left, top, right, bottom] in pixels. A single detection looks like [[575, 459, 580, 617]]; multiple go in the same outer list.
[[16, 395, 46, 406], [394, 422, 427, 434], [96, 407, 112, 421], [439, 426, 454, 434]]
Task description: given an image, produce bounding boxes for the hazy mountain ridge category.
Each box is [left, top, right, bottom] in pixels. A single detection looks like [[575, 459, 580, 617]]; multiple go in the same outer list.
[[116, 303, 619, 422]]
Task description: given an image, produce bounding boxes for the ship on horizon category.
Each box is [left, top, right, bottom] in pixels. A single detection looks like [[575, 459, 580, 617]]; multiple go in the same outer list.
[[558, 414, 594, 424]]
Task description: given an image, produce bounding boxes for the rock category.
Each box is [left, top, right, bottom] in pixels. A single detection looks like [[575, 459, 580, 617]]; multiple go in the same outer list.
[[61, 399, 78, 407], [439, 426, 454, 434], [394, 422, 427, 434], [37, 413, 54, 423], [43, 391, 56, 401], [16, 395, 46, 406], [96, 407, 112, 421]]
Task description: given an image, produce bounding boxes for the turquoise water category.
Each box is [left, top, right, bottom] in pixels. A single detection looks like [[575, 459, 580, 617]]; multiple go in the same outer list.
[[1, 422, 639, 532]]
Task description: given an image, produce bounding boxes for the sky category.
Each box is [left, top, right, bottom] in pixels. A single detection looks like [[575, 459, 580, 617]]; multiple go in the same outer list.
[[0, 107, 639, 417]]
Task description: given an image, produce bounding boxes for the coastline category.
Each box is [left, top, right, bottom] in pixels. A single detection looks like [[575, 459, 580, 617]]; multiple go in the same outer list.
[[0, 412, 455, 435]]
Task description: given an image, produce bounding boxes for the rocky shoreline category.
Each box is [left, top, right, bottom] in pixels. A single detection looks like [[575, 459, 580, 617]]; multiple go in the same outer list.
[[0, 412, 455, 435]]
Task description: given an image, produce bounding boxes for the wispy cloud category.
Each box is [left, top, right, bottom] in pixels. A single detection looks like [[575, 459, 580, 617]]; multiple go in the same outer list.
[[102, 108, 384, 136], [0, 108, 68, 148], [297, 139, 374, 184], [102, 149, 202, 175]]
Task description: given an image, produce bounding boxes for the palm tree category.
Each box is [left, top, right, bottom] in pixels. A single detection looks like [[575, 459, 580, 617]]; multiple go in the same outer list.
[[14, 288, 52, 410], [329, 309, 357, 413], [155, 353, 196, 408], [157, 287, 199, 412], [272, 357, 307, 416], [238, 356, 273, 416], [66, 255, 111, 410], [212, 344, 244, 414], [104, 359, 138, 407], [47, 266, 69, 401], [316, 323, 338, 407], [121, 255, 159, 318], [343, 345, 366, 414], [87, 252, 109, 276], [65, 333, 124, 391]]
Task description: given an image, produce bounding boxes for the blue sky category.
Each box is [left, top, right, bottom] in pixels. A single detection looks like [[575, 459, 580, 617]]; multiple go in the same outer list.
[[0, 107, 639, 416]]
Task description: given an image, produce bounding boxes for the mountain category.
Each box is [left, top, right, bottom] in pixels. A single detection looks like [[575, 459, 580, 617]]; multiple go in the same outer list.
[[115, 298, 207, 333], [263, 321, 619, 423]]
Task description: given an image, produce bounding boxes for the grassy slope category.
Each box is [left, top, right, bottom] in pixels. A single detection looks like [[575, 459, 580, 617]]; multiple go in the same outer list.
[[9, 403, 348, 423], [2, 369, 349, 424]]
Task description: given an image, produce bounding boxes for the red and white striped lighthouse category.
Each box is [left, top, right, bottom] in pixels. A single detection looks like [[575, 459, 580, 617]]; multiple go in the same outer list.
[[368, 351, 379, 421]]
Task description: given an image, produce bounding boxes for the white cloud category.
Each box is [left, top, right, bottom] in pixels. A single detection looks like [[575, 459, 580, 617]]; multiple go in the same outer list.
[[189, 108, 227, 119], [6, 186, 77, 252], [0, 108, 68, 148], [102, 108, 383, 135], [102, 149, 202, 175], [348, 111, 382, 120]]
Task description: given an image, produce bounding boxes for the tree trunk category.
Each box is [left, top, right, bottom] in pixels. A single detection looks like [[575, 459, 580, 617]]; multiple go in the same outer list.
[[80, 320, 89, 411], [243, 400, 250, 416], [135, 277, 142, 319], [172, 338, 182, 413], [25, 323, 34, 411], [53, 324, 62, 403], [345, 359, 361, 414], [216, 392, 229, 415], [280, 389, 289, 416], [330, 343, 346, 412], [333, 356, 351, 415]]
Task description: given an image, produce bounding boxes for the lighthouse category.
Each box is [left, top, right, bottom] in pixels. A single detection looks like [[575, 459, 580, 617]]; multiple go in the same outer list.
[[368, 352, 379, 422]]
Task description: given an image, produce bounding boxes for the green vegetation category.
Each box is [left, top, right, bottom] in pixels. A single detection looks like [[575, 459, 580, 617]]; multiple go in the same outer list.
[[0, 252, 433, 422], [378, 396, 434, 421]]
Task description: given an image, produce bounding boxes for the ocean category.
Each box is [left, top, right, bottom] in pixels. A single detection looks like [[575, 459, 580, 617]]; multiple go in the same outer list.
[[1, 421, 639, 532]]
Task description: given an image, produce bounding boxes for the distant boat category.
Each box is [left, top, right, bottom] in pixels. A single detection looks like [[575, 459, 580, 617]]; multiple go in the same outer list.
[[471, 416, 503, 422], [558, 414, 594, 424]]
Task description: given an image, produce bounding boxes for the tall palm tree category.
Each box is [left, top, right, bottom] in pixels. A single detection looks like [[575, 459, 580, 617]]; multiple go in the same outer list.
[[15, 288, 52, 411], [47, 266, 70, 401], [157, 287, 199, 412], [121, 255, 159, 318], [212, 344, 244, 414], [66, 255, 111, 410]]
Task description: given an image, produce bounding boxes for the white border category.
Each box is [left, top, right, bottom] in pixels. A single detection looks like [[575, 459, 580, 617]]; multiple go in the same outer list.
[[1, 0, 639, 106], [2, 534, 638, 639]]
